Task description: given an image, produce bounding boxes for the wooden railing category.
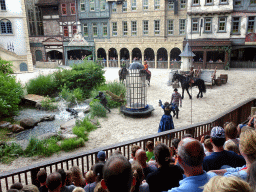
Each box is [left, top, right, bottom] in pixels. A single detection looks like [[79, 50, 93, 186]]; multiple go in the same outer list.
[[230, 61, 256, 68], [0, 98, 255, 191]]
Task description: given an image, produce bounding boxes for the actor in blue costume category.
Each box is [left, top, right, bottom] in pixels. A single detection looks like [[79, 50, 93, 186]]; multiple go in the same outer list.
[[158, 100, 175, 133]]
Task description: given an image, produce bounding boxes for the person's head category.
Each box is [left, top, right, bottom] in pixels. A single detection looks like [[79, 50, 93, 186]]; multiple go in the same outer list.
[[85, 170, 95, 184], [131, 145, 140, 158], [65, 170, 73, 186], [37, 169, 47, 185], [203, 176, 251, 192], [224, 122, 237, 139], [210, 126, 226, 147], [224, 140, 240, 155], [146, 141, 154, 151], [93, 162, 104, 183], [247, 161, 256, 191], [135, 149, 147, 166], [97, 151, 106, 162], [94, 182, 107, 192], [174, 88, 178, 92], [178, 138, 205, 168], [239, 129, 256, 163], [102, 155, 134, 192], [204, 139, 213, 152], [56, 169, 67, 186], [172, 138, 180, 150], [72, 187, 85, 192], [99, 91, 103, 96], [182, 133, 193, 139], [111, 149, 122, 156], [10, 182, 23, 190], [131, 161, 144, 192], [154, 143, 171, 167], [21, 184, 39, 192], [70, 166, 85, 187], [46, 172, 62, 192]]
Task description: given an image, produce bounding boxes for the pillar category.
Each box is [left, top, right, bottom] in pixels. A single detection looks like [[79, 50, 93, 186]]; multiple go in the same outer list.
[[107, 51, 109, 67], [154, 54, 157, 69], [168, 52, 170, 69], [118, 51, 120, 67], [130, 51, 132, 63], [203, 50, 207, 69], [142, 53, 144, 64]]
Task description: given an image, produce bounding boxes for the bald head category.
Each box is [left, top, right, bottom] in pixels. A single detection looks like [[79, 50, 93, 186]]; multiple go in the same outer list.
[[135, 149, 147, 165], [178, 138, 204, 167]]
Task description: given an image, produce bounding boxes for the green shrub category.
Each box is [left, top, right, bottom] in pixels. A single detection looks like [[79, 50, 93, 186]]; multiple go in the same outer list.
[[41, 96, 58, 111], [26, 74, 58, 96], [61, 138, 85, 152], [90, 101, 107, 117], [73, 117, 97, 140], [0, 58, 13, 74], [0, 73, 24, 117], [0, 143, 24, 164]]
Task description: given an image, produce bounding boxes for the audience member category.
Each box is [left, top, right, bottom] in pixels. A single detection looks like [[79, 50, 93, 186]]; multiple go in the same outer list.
[[129, 145, 141, 164], [203, 126, 245, 171], [171, 138, 180, 164], [147, 143, 183, 192], [21, 184, 39, 192], [73, 187, 85, 192], [85, 170, 95, 185], [224, 122, 239, 148], [131, 161, 149, 192], [65, 170, 73, 186], [37, 169, 48, 192], [101, 155, 135, 192], [168, 138, 216, 192], [46, 172, 62, 192], [97, 151, 106, 164], [111, 149, 122, 156], [247, 161, 256, 191], [10, 182, 23, 190], [57, 169, 76, 192], [224, 140, 240, 155], [146, 141, 154, 162], [70, 166, 86, 188], [94, 182, 107, 192], [135, 149, 157, 179], [204, 139, 213, 156], [203, 176, 251, 192], [248, 115, 255, 128], [84, 163, 104, 192], [182, 133, 193, 139]]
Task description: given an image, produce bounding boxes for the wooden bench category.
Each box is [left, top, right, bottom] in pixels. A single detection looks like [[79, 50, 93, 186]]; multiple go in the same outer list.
[[199, 70, 216, 88]]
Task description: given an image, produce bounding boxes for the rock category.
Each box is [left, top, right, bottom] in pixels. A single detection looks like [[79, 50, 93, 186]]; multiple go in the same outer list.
[[60, 134, 77, 140], [38, 132, 58, 140], [83, 106, 90, 113], [60, 119, 76, 130], [0, 121, 11, 129], [20, 118, 39, 129], [35, 102, 42, 110], [40, 115, 55, 122], [7, 140, 29, 150], [10, 124, 24, 133]]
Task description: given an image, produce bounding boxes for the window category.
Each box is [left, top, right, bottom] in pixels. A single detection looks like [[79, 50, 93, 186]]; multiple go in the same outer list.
[[0, 0, 6, 10], [168, 1, 174, 9], [61, 4, 67, 15], [103, 23, 107, 36], [219, 0, 228, 4], [193, 0, 199, 6], [63, 26, 68, 37], [167, 20, 174, 35], [90, 0, 95, 11], [112, 22, 117, 36], [192, 18, 199, 33], [100, 0, 106, 11], [93, 23, 97, 37], [143, 20, 148, 35], [218, 17, 226, 32], [251, 0, 256, 4], [155, 0, 160, 9], [131, 21, 137, 36], [131, 0, 136, 11], [122, 1, 127, 12], [205, 0, 213, 5], [80, 0, 85, 11], [180, 0, 186, 9], [179, 19, 185, 35], [73, 25, 77, 34], [112, 2, 116, 12], [234, 0, 242, 6], [231, 17, 240, 34], [70, 3, 76, 15], [143, 0, 148, 10], [154, 20, 160, 35], [0, 20, 12, 34], [204, 18, 212, 33], [247, 16, 255, 33], [83, 23, 88, 37], [123, 21, 128, 36]]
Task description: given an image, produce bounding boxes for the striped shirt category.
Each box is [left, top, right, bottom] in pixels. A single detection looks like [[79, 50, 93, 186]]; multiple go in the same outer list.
[[171, 92, 182, 106]]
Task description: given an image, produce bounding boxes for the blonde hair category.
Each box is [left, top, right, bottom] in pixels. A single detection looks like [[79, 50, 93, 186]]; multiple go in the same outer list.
[[203, 176, 251, 192], [85, 170, 95, 184], [70, 166, 86, 187], [225, 122, 238, 139], [224, 141, 240, 155], [73, 187, 85, 192], [204, 139, 213, 151], [94, 182, 107, 192], [240, 129, 256, 162]]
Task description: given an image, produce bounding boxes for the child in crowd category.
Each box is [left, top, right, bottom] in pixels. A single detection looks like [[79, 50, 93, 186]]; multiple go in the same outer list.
[[37, 169, 48, 192], [146, 141, 154, 162], [129, 145, 141, 164], [204, 138, 214, 156], [224, 122, 240, 148], [85, 170, 95, 185], [224, 140, 240, 155], [66, 170, 73, 186]]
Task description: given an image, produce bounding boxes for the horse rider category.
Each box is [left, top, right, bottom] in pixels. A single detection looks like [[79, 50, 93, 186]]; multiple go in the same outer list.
[[185, 66, 195, 85], [94, 91, 111, 112], [171, 88, 182, 119], [143, 61, 151, 75]]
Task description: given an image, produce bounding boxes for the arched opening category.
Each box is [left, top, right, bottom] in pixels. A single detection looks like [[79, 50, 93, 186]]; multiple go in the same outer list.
[[157, 48, 168, 68], [132, 48, 142, 62], [120, 48, 130, 67], [108, 48, 118, 67], [35, 50, 43, 61], [144, 48, 155, 68], [170, 48, 181, 61], [97, 48, 107, 67], [20, 63, 28, 71]]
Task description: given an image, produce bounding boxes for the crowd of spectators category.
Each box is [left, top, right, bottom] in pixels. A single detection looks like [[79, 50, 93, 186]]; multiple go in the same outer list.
[[8, 115, 256, 192]]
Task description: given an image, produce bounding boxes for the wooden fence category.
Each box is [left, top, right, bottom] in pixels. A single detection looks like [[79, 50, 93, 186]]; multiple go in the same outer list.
[[0, 98, 255, 191], [230, 61, 256, 68]]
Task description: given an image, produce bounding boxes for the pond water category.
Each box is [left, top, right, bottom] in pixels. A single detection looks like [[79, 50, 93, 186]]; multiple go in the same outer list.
[[14, 100, 89, 140]]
